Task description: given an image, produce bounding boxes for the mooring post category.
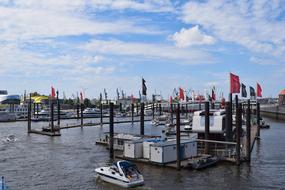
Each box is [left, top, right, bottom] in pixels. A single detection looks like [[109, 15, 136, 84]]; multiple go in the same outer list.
[[27, 95, 32, 133], [80, 103, 84, 127], [100, 103, 103, 125], [225, 102, 232, 141], [229, 94, 233, 140], [236, 103, 242, 166], [131, 103, 134, 124], [199, 102, 202, 110], [109, 102, 114, 159], [159, 103, 162, 116], [33, 102, 36, 117], [136, 103, 139, 116], [257, 102, 260, 139], [140, 103, 145, 135], [205, 101, 210, 154], [76, 103, 80, 119], [176, 103, 181, 170], [119, 103, 122, 113], [51, 100, 54, 133], [56, 91, 60, 127], [186, 103, 188, 117], [171, 103, 173, 124], [235, 95, 239, 110], [152, 102, 155, 119], [246, 99, 251, 162]]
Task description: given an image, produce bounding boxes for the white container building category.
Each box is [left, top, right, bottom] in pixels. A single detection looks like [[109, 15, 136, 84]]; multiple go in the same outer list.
[[192, 110, 226, 134], [149, 139, 197, 164], [124, 140, 143, 158]]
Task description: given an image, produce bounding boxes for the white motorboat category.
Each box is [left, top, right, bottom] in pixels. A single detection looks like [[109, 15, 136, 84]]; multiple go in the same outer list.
[[83, 108, 101, 117], [184, 124, 192, 131], [95, 160, 144, 188], [5, 135, 17, 142]]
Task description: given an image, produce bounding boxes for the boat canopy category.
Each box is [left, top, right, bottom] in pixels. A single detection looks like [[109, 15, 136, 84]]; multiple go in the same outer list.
[[31, 96, 49, 104]]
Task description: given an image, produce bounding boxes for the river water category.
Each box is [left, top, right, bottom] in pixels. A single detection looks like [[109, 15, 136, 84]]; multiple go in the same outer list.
[[0, 117, 284, 190]]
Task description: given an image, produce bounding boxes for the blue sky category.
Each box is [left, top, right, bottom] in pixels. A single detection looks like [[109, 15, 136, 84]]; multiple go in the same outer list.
[[0, 0, 284, 99]]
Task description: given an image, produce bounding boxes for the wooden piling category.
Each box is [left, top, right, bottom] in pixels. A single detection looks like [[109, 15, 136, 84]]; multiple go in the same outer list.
[[56, 91, 60, 126], [257, 102, 260, 138], [159, 103, 162, 116], [131, 103, 134, 124], [100, 103, 103, 125], [186, 103, 188, 117], [119, 103, 122, 113], [152, 102, 155, 119], [176, 103, 181, 170], [109, 102, 114, 159], [33, 102, 36, 116], [171, 103, 173, 124], [235, 95, 239, 109], [246, 99, 251, 162], [27, 95, 32, 133], [205, 101, 210, 154], [225, 102, 232, 141], [140, 103, 145, 135], [229, 94, 233, 139], [80, 103, 84, 127], [50, 101, 54, 133], [76, 103, 80, 119], [236, 103, 242, 166]]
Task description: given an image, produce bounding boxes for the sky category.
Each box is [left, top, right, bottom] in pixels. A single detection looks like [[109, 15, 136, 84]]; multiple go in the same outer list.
[[0, 0, 284, 99]]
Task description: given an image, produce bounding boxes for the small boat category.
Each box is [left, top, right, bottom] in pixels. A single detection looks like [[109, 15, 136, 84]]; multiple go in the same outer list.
[[5, 135, 17, 142], [95, 160, 144, 188], [184, 124, 192, 131], [260, 119, 270, 129], [191, 156, 219, 170], [0, 176, 8, 190]]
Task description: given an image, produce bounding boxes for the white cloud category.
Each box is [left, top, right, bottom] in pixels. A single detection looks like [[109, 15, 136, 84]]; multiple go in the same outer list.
[[181, 0, 285, 58], [249, 56, 278, 65], [89, 0, 176, 13], [0, 1, 163, 41], [82, 39, 215, 64], [171, 26, 215, 47]]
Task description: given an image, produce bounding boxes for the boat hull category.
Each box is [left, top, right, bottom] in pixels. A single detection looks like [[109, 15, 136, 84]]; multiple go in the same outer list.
[[97, 173, 144, 188]]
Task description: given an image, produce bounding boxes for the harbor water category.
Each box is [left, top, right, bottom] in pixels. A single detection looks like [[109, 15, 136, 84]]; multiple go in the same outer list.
[[0, 117, 284, 190]]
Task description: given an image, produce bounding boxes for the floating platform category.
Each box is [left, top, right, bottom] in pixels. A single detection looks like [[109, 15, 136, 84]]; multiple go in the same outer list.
[[115, 154, 221, 169], [29, 129, 61, 136]]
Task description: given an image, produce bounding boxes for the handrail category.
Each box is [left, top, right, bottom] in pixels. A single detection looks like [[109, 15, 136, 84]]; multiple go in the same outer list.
[[196, 139, 237, 145]]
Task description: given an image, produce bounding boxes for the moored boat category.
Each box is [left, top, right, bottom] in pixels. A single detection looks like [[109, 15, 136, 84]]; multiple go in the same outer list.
[[95, 160, 144, 188], [190, 155, 219, 170]]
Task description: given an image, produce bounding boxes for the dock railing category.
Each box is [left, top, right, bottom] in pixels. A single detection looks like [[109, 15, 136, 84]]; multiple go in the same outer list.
[[196, 139, 238, 162]]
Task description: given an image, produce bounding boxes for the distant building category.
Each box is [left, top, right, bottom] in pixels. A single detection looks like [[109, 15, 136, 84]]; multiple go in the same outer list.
[[278, 89, 285, 106]]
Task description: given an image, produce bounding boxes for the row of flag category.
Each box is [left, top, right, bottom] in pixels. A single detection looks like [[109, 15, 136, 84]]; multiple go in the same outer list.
[[49, 74, 262, 104], [230, 73, 262, 97]]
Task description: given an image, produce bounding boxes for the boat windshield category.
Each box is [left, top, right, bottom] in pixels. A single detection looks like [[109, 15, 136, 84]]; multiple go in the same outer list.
[[119, 161, 140, 177]]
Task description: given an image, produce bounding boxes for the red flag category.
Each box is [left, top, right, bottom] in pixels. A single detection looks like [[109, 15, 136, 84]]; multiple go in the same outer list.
[[230, 73, 240, 93], [212, 88, 216, 101], [257, 83, 262, 97], [51, 86, 55, 98], [170, 96, 173, 104], [179, 87, 185, 100]]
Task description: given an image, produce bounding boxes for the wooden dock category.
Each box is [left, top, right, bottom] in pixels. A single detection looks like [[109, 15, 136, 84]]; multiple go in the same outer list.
[[29, 129, 61, 136]]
